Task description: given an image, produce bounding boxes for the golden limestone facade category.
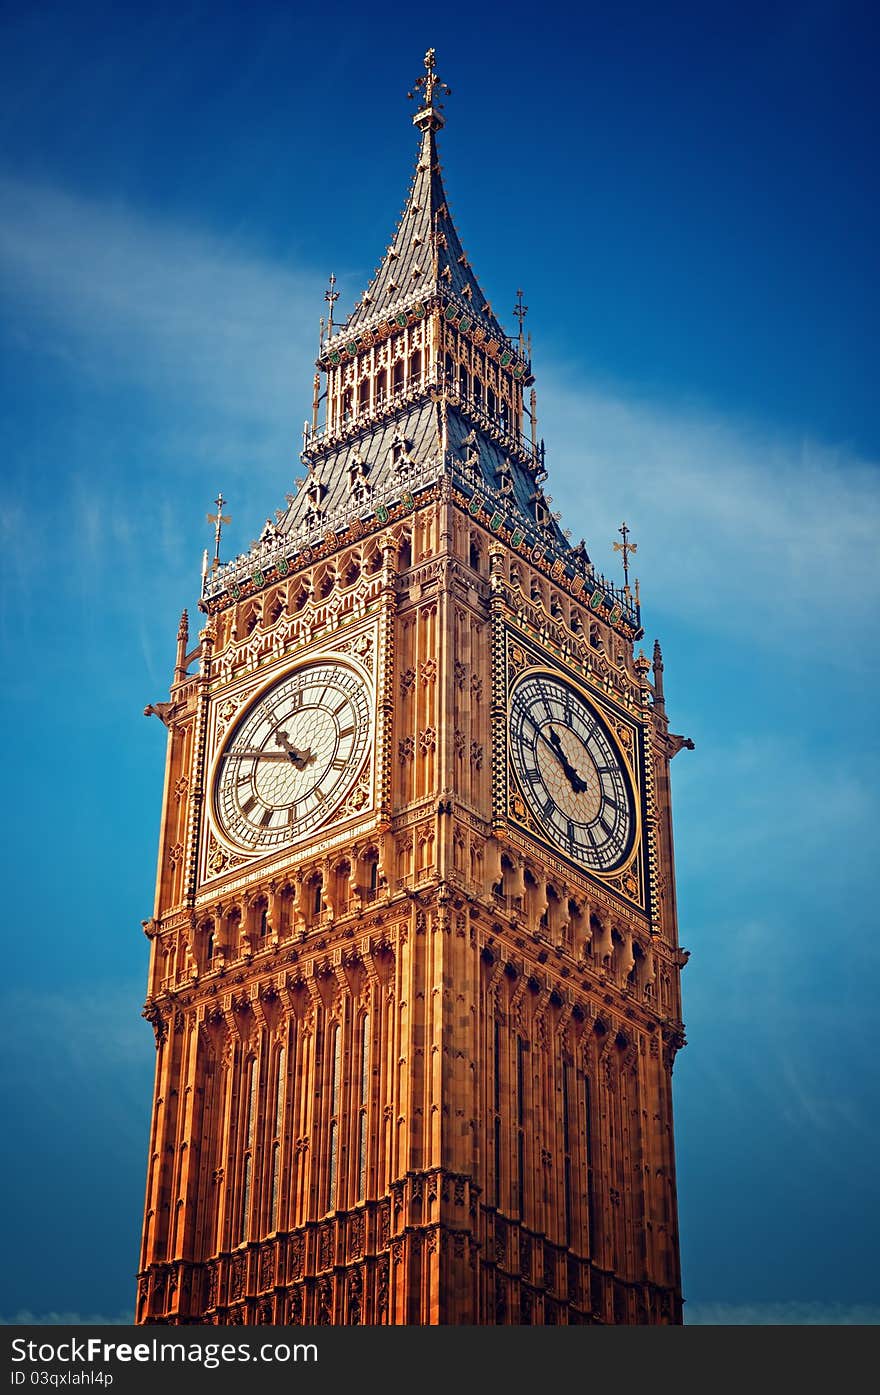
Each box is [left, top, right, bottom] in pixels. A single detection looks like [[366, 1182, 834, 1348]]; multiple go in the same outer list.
[[137, 52, 689, 1326]]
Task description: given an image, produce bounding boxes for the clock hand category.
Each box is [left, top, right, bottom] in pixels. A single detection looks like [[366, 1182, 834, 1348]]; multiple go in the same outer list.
[[235, 748, 306, 762], [273, 729, 317, 771], [545, 728, 589, 795]]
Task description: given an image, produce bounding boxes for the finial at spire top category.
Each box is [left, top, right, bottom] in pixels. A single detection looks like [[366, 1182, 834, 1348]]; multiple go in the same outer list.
[[408, 47, 451, 132]]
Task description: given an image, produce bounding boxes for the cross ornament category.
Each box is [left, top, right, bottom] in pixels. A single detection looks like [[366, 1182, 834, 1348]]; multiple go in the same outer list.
[[613, 520, 638, 593], [324, 273, 339, 339], [513, 288, 528, 350], [207, 491, 231, 571], [407, 48, 451, 112]]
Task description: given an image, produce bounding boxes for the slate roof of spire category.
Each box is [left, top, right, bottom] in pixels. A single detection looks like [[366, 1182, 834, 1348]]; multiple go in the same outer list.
[[202, 56, 641, 634], [330, 122, 509, 346], [277, 398, 546, 543]]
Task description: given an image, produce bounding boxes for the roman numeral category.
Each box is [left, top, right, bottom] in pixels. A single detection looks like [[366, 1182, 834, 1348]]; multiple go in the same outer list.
[[331, 757, 347, 771], [260, 807, 273, 828], [242, 795, 257, 816], [338, 725, 355, 740]]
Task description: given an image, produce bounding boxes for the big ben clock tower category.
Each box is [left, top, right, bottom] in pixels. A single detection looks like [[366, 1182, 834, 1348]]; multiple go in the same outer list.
[[137, 50, 691, 1326]]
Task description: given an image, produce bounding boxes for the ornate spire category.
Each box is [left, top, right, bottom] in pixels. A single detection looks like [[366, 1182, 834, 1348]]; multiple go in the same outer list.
[[652, 639, 665, 711], [175, 609, 189, 682], [335, 49, 506, 343]]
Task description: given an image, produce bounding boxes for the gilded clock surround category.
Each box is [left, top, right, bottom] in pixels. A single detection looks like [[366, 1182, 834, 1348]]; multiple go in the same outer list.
[[137, 52, 689, 1327], [209, 652, 374, 855], [498, 624, 648, 916]]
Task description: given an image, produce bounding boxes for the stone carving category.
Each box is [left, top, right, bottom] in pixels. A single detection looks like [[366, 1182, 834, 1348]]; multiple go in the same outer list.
[[230, 1252, 246, 1301]]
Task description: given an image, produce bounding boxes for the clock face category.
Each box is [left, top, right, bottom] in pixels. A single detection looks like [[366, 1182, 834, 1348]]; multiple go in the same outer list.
[[214, 661, 372, 853], [509, 673, 635, 872]]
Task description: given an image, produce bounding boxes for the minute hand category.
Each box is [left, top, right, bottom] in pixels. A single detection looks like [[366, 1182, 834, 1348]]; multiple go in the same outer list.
[[234, 748, 301, 762], [543, 727, 589, 794]]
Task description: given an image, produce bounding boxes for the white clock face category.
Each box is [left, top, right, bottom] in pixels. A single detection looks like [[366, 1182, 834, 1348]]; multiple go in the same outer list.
[[214, 661, 372, 853], [510, 673, 635, 872]]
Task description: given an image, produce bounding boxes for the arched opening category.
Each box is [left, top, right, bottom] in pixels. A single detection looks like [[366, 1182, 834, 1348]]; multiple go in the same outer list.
[[202, 920, 215, 969], [358, 848, 380, 902], [356, 1012, 370, 1202], [341, 556, 360, 588], [265, 591, 283, 627], [256, 900, 269, 941], [227, 908, 242, 957], [307, 874, 324, 926], [470, 842, 483, 886], [239, 1055, 257, 1244], [524, 868, 542, 925], [330, 860, 351, 917], [326, 1022, 341, 1212]]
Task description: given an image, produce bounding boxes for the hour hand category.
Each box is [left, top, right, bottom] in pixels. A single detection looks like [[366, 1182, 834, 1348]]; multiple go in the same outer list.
[[274, 729, 316, 770], [546, 728, 588, 794]]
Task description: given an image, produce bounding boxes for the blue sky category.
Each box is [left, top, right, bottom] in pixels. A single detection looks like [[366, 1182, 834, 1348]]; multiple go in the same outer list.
[[1, 0, 878, 1324]]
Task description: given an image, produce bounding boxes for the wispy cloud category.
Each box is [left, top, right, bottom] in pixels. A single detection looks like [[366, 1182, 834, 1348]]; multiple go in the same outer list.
[[686, 1300, 880, 1325], [673, 730, 875, 866], [0, 1311, 134, 1326], [1, 985, 148, 1073], [543, 373, 880, 651], [0, 175, 315, 424], [2, 171, 878, 663]]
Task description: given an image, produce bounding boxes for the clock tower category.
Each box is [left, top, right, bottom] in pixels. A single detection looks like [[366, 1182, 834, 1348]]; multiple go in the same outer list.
[[137, 50, 690, 1326]]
